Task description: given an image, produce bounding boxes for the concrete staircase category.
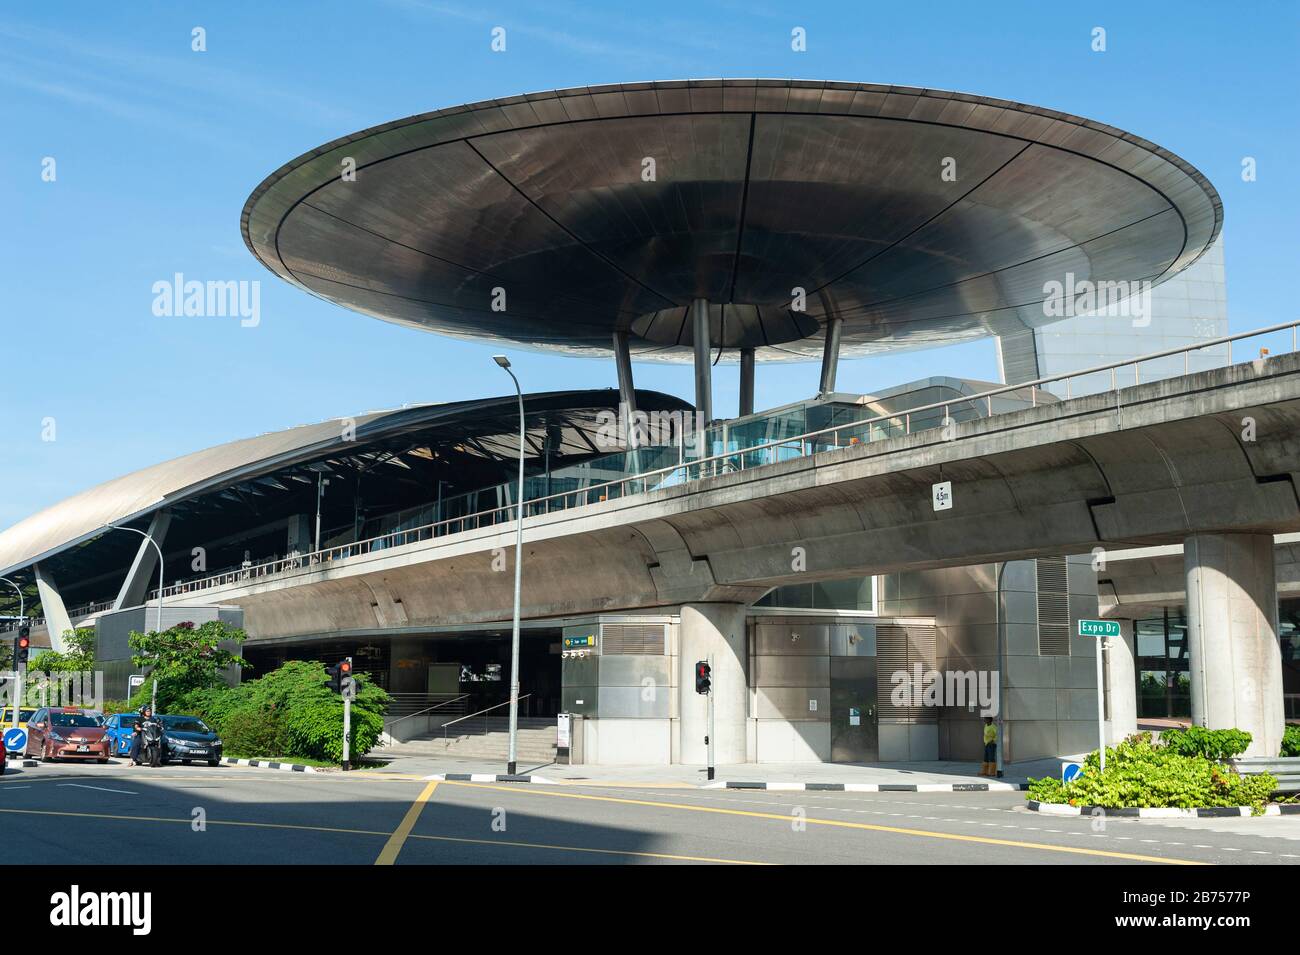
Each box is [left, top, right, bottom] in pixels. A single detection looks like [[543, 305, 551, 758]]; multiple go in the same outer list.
[[375, 716, 557, 763]]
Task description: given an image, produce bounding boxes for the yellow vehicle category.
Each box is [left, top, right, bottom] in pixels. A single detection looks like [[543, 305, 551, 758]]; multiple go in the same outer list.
[[2, 707, 37, 751]]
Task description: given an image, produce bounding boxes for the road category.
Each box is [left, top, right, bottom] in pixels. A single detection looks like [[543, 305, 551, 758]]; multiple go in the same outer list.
[[3, 761, 1298, 865]]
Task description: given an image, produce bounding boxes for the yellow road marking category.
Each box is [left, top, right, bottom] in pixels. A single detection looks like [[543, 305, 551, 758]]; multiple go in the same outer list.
[[0, 804, 764, 864], [375, 780, 440, 865], [440, 781, 1209, 866], [406, 832, 768, 864]]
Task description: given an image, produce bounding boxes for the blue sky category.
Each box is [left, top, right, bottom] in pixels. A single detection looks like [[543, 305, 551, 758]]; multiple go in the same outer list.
[[1, 1, 1297, 528]]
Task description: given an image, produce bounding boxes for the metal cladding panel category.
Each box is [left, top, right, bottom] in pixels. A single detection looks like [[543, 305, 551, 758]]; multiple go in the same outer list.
[[596, 685, 670, 719], [754, 686, 830, 721], [752, 622, 831, 655], [596, 655, 670, 686], [751, 654, 830, 687], [243, 79, 1221, 364]]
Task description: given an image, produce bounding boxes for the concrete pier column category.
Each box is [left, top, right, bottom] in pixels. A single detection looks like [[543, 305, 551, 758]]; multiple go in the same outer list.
[[1105, 619, 1137, 744], [739, 347, 755, 417], [34, 564, 73, 653], [678, 602, 747, 764], [1184, 533, 1284, 757], [690, 298, 712, 424], [113, 510, 172, 610]]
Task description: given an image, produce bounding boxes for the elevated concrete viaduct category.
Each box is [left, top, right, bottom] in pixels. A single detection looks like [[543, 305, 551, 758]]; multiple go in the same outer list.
[[163, 352, 1300, 756]]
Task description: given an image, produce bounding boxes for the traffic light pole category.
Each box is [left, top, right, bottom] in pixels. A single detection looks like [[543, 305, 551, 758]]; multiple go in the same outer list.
[[2, 577, 22, 731], [706, 654, 715, 782], [342, 694, 351, 772]]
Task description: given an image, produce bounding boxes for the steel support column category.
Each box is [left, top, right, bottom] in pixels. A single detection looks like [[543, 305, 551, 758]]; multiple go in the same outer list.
[[691, 298, 712, 423], [739, 347, 755, 417], [818, 316, 843, 395], [612, 330, 637, 417]]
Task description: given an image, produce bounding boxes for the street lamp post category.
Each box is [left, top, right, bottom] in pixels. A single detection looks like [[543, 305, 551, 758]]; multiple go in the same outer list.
[[1, 577, 23, 731], [108, 524, 165, 711], [994, 561, 1007, 778], [493, 355, 526, 777]]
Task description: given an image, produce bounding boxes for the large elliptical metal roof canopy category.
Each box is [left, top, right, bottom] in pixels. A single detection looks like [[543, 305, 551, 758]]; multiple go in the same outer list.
[[242, 78, 1222, 369]]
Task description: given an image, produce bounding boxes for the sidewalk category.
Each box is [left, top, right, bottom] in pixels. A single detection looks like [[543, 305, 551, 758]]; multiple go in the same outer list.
[[363, 753, 1071, 789]]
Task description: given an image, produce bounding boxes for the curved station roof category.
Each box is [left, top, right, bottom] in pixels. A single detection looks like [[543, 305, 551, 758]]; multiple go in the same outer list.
[[243, 79, 1222, 362], [0, 389, 689, 588]]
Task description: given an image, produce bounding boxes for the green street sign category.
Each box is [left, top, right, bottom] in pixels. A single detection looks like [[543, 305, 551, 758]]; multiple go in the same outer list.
[[563, 634, 596, 650], [1077, 619, 1121, 638]]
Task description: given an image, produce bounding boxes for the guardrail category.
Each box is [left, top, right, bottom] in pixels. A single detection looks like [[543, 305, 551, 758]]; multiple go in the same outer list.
[[442, 694, 533, 746], [383, 693, 471, 734], [1228, 756, 1300, 793], [148, 319, 1300, 602], [0, 599, 116, 634]]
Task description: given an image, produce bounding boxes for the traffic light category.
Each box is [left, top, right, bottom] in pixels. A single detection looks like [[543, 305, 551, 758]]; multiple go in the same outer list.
[[694, 660, 711, 695], [15, 626, 30, 666], [326, 657, 353, 694]]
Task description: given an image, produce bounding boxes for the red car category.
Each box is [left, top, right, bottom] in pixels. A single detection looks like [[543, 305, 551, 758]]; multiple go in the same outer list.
[[25, 707, 111, 763]]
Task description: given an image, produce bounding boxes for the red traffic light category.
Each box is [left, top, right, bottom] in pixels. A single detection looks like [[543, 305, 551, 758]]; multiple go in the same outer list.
[[339, 659, 352, 674], [694, 660, 711, 694], [17, 635, 29, 650]]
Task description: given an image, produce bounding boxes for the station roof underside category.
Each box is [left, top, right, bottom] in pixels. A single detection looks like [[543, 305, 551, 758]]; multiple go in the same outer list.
[[242, 78, 1222, 363], [0, 388, 689, 586]]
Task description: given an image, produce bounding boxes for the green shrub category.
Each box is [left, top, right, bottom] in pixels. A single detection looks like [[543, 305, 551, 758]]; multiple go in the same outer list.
[[1026, 776, 1068, 804], [1026, 733, 1277, 814], [1159, 726, 1252, 760], [1282, 725, 1300, 758], [219, 706, 289, 759], [159, 660, 391, 764]]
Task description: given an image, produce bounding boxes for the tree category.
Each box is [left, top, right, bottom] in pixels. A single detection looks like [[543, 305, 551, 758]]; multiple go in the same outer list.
[[128, 620, 249, 710], [29, 627, 96, 674]]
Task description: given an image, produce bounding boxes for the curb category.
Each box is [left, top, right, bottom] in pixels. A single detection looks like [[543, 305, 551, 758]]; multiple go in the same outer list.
[[1027, 799, 1300, 818], [2, 760, 39, 771], [222, 757, 317, 774], [425, 773, 556, 784], [707, 781, 1029, 792]]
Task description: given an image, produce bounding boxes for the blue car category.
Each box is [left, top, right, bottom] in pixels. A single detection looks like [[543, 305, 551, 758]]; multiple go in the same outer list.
[[102, 713, 141, 757]]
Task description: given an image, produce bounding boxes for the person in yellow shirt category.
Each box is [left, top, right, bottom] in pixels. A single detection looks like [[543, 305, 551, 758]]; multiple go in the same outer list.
[[980, 717, 998, 777]]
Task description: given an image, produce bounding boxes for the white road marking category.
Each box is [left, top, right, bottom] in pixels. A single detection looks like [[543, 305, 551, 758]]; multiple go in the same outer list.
[[59, 783, 137, 795]]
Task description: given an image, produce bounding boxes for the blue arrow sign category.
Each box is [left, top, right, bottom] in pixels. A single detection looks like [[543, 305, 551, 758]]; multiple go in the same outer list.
[[3, 728, 27, 752], [1061, 761, 1083, 783]]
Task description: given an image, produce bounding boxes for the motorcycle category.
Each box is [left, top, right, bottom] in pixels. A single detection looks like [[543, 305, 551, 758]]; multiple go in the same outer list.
[[140, 719, 164, 767]]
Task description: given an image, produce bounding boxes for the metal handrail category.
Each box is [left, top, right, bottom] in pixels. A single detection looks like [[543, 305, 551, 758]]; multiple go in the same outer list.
[[384, 693, 471, 730], [442, 694, 532, 744], [151, 319, 1300, 601]]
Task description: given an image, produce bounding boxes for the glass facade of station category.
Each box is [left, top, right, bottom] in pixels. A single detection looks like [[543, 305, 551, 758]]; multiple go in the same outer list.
[[1134, 597, 1300, 721], [1030, 237, 1229, 397], [358, 380, 1045, 546], [1134, 609, 1190, 719]]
